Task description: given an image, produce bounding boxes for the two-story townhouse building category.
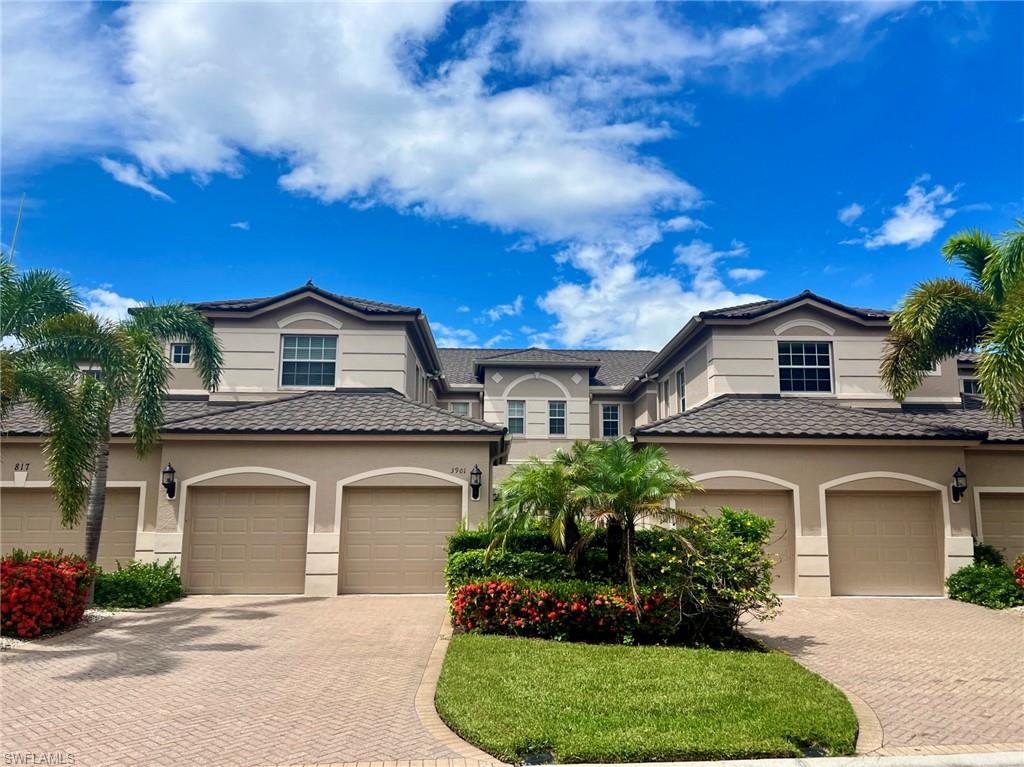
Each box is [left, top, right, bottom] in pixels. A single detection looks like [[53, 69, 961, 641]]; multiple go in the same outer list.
[[3, 284, 1021, 599]]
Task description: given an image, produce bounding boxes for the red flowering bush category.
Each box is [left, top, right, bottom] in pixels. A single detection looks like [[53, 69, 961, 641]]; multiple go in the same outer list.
[[451, 579, 679, 644], [1, 550, 97, 638], [1014, 554, 1024, 589]]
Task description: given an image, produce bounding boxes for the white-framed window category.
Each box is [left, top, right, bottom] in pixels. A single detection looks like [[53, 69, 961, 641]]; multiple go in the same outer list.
[[449, 401, 471, 417], [281, 334, 337, 388], [778, 341, 832, 393], [961, 378, 982, 395], [601, 404, 620, 438], [507, 400, 525, 435], [675, 368, 685, 413], [549, 400, 566, 435], [659, 380, 669, 417], [171, 343, 192, 366]]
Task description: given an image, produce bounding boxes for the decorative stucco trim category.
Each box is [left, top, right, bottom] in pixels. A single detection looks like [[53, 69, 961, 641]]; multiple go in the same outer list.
[[691, 470, 803, 536], [276, 311, 344, 329], [773, 318, 836, 336], [177, 466, 317, 535], [500, 372, 571, 399], [818, 471, 951, 540], [972, 485, 1024, 543], [335, 467, 470, 533]]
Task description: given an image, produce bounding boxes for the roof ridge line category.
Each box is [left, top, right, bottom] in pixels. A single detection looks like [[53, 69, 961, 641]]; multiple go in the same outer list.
[[161, 391, 319, 427]]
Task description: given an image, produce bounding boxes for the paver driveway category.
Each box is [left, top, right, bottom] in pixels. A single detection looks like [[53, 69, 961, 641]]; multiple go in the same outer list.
[[745, 598, 1024, 754], [1, 595, 469, 767]]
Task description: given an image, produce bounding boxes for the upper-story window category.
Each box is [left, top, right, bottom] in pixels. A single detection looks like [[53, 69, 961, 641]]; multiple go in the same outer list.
[[449, 401, 471, 417], [779, 341, 832, 393], [601, 404, 620, 438], [675, 368, 685, 413], [961, 378, 982, 395], [549, 400, 566, 435], [507, 400, 525, 435], [659, 380, 670, 418], [281, 335, 337, 387], [171, 343, 192, 366]]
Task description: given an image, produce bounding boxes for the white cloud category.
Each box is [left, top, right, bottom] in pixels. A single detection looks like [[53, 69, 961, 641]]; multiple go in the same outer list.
[[864, 177, 956, 249], [456, 305, 470, 313], [673, 239, 750, 294], [837, 202, 864, 226], [430, 321, 477, 348], [728, 267, 766, 283], [662, 215, 708, 232], [98, 158, 173, 201], [483, 331, 514, 348], [229, 221, 250, 231], [82, 287, 144, 322], [483, 295, 524, 323]]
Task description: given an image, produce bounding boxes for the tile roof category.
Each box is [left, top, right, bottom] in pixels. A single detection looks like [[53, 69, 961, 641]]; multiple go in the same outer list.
[[633, 395, 986, 441], [3, 391, 505, 437], [437, 348, 656, 387], [160, 390, 504, 435], [185, 282, 419, 316], [902, 405, 1024, 444], [482, 348, 597, 365], [699, 290, 890, 321]]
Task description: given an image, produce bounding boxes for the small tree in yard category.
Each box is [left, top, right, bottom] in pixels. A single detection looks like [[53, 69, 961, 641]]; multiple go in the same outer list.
[[1, 255, 223, 565]]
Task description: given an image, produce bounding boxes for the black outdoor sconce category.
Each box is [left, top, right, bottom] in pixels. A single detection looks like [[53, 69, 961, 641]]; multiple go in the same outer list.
[[161, 462, 177, 499], [469, 464, 482, 501], [951, 466, 967, 504]]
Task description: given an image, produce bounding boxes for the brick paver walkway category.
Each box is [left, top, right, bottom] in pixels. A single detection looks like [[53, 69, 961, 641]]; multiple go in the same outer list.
[[1, 595, 468, 767], [745, 598, 1024, 753]]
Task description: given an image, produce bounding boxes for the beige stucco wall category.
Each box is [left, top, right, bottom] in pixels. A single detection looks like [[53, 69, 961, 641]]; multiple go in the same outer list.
[[482, 366, 591, 441], [646, 438, 975, 596], [2, 435, 495, 596]]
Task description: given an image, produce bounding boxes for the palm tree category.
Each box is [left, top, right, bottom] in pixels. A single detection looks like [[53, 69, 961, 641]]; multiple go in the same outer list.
[[1, 255, 224, 563], [574, 439, 700, 598], [489, 442, 597, 562], [1, 258, 108, 526], [881, 222, 1024, 423]]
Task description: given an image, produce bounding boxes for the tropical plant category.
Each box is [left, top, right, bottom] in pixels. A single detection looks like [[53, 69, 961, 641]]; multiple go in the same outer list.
[[881, 222, 1024, 423], [1, 255, 224, 564], [1, 258, 108, 525], [489, 442, 601, 561], [572, 439, 701, 598]]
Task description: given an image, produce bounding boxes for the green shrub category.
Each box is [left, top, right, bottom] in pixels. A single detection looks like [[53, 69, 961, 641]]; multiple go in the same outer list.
[[446, 550, 576, 593], [946, 563, 1024, 609], [93, 560, 183, 609], [973, 540, 1006, 566], [448, 527, 554, 554]]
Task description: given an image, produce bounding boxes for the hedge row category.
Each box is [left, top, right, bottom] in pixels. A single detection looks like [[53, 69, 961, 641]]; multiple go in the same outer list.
[[451, 579, 680, 644], [1, 551, 97, 638]]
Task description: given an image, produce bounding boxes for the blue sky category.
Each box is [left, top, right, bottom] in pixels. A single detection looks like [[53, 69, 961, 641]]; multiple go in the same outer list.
[[3, 1, 1022, 351]]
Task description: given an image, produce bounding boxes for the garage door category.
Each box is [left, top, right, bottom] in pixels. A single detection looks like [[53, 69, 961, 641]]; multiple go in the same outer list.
[[677, 490, 795, 595], [979, 493, 1024, 559], [827, 491, 943, 596], [340, 486, 461, 594], [185, 487, 308, 595], [1, 488, 138, 571]]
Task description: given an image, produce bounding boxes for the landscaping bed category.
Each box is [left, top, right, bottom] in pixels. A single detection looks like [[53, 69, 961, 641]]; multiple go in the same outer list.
[[436, 633, 858, 763]]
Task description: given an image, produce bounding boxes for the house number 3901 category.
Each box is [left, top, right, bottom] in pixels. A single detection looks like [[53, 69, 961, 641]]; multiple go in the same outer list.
[[14, 463, 30, 472], [450, 467, 467, 474]]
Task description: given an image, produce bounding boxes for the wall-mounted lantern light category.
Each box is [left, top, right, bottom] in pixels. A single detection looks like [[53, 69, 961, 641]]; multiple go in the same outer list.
[[161, 463, 177, 499], [951, 466, 967, 504], [469, 464, 482, 501]]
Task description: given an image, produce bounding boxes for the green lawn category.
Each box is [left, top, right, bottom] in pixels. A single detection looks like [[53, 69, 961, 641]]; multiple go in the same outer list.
[[435, 634, 857, 763]]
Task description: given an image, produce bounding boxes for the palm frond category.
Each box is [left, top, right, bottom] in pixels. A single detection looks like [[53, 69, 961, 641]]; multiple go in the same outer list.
[[0, 258, 81, 339], [977, 282, 1024, 424], [981, 220, 1024, 304], [126, 304, 223, 391], [941, 228, 994, 290]]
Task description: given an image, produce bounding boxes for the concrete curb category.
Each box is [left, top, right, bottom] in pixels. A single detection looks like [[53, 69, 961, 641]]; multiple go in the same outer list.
[[414, 615, 506, 764], [840, 686, 884, 754], [566, 753, 1024, 767]]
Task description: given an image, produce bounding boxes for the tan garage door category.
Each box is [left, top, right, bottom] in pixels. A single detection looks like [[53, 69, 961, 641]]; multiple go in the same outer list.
[[1, 488, 138, 571], [340, 486, 461, 594], [677, 490, 795, 595], [185, 487, 308, 595], [980, 493, 1024, 560], [827, 491, 943, 596]]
